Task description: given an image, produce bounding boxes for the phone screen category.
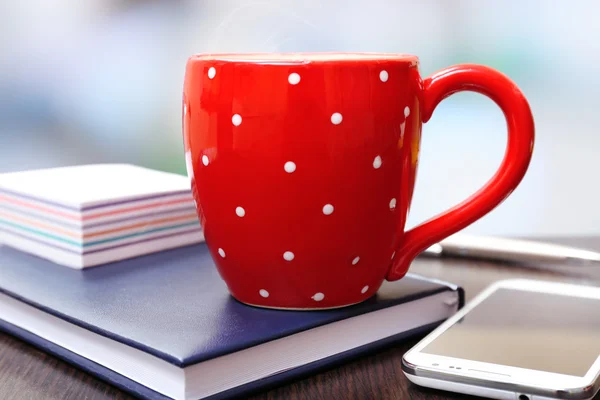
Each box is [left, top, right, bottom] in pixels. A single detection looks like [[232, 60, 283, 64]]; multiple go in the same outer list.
[[421, 287, 600, 376]]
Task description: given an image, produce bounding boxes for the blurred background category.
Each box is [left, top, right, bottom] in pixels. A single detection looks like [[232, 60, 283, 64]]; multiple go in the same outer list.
[[1, 0, 599, 237]]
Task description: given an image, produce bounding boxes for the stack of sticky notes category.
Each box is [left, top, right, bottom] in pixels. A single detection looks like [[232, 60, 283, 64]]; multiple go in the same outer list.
[[0, 164, 204, 269]]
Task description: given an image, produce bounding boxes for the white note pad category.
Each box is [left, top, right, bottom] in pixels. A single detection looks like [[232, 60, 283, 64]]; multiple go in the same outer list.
[[0, 164, 192, 209], [0, 164, 204, 267]]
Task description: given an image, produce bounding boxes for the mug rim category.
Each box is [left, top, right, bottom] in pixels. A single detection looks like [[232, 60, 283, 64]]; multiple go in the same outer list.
[[187, 52, 419, 65]]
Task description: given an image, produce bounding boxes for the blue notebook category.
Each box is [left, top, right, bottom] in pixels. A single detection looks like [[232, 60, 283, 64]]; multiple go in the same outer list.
[[0, 243, 464, 400]]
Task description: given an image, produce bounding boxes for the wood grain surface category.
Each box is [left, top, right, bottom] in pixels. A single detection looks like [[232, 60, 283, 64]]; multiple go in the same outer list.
[[1, 236, 599, 400]]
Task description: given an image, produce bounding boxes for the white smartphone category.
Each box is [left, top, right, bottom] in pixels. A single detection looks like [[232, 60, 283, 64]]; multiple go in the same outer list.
[[402, 279, 600, 400]]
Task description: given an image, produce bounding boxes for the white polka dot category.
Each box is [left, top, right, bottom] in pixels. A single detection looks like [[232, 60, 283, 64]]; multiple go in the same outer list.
[[259, 289, 269, 298], [232, 114, 242, 126], [391, 251, 396, 260], [404, 106, 410, 117], [389, 198, 397, 210], [352, 256, 360, 265], [331, 113, 343, 125], [202, 155, 209, 166], [312, 292, 325, 301], [218, 248, 226, 258], [288, 73, 301, 85], [379, 70, 388, 82], [284, 161, 296, 173], [373, 156, 382, 169], [322, 204, 334, 215], [235, 206, 246, 217], [283, 251, 295, 261], [208, 67, 216, 79], [361, 285, 369, 294]]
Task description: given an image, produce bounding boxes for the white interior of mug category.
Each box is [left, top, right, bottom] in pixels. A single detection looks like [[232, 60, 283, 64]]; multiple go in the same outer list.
[[190, 52, 418, 63]]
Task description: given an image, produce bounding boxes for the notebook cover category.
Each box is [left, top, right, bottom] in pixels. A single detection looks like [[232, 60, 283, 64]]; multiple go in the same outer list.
[[0, 243, 463, 368], [0, 317, 442, 400]]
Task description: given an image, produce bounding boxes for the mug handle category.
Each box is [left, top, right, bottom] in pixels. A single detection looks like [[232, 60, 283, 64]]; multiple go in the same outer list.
[[386, 64, 535, 281]]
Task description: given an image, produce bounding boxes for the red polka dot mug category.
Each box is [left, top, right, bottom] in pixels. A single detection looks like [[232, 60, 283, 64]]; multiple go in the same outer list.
[[182, 53, 534, 310]]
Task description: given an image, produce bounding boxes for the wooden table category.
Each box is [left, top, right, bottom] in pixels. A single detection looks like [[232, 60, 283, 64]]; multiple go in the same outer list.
[[2, 236, 599, 400]]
